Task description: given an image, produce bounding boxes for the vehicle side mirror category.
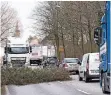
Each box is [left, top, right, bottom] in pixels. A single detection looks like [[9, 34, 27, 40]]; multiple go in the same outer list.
[[4, 47, 9, 53], [94, 27, 102, 46], [78, 61, 81, 65]]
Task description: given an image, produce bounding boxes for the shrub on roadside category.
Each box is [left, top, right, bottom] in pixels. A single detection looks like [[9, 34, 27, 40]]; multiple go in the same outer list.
[[1, 67, 71, 85]]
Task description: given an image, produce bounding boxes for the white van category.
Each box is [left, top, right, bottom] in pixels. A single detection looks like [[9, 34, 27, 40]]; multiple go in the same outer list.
[[78, 53, 100, 82]]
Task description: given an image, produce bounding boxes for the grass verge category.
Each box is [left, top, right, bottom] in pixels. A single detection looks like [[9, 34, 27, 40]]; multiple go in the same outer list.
[[1, 67, 71, 85]]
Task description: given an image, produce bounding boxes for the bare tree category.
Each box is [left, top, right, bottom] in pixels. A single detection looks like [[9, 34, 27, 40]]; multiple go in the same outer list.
[[1, 1, 18, 46], [32, 1, 105, 59]]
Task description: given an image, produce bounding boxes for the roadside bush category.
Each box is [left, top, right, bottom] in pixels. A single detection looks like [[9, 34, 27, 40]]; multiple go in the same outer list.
[[1, 67, 71, 85]]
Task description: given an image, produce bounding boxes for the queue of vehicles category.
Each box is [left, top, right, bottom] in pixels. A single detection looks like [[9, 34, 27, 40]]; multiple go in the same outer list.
[[3, 36, 56, 67], [60, 51, 110, 94]]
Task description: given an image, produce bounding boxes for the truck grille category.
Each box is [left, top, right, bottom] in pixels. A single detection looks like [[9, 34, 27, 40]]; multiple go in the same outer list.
[[11, 57, 26, 67]]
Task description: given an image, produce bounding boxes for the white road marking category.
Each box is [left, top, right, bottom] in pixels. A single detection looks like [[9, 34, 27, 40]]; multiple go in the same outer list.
[[57, 81, 91, 95], [77, 89, 91, 95]]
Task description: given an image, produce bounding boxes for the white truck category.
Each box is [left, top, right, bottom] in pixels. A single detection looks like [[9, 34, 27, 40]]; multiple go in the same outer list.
[[3, 37, 30, 67], [42, 46, 55, 57], [29, 45, 55, 65], [30, 44, 43, 65]]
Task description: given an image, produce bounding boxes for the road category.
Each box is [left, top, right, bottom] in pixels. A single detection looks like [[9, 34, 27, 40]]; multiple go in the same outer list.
[[6, 75, 110, 95]]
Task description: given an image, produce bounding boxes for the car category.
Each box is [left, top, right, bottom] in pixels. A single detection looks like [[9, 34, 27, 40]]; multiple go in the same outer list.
[[78, 53, 100, 82], [43, 56, 59, 68], [60, 58, 80, 74]]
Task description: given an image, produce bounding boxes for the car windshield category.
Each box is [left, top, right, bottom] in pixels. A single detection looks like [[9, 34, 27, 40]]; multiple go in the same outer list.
[[8, 47, 29, 54], [64, 58, 78, 63], [49, 57, 57, 61]]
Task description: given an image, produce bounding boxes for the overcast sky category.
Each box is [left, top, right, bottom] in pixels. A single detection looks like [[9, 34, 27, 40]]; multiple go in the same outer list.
[[8, 0, 37, 40], [2, 0, 100, 40]]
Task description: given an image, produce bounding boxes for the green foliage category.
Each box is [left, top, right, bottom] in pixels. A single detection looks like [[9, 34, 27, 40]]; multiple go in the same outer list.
[[1, 68, 71, 85]]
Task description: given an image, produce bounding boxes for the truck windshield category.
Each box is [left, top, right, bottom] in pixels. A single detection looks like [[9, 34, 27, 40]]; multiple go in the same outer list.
[[8, 47, 29, 54]]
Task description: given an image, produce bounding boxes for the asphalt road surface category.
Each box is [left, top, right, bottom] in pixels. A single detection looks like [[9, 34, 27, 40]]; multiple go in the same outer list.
[[6, 75, 110, 95]]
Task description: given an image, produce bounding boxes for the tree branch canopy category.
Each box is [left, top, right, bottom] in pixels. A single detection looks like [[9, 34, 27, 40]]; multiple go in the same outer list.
[[32, 1, 105, 58], [1, 1, 18, 46]]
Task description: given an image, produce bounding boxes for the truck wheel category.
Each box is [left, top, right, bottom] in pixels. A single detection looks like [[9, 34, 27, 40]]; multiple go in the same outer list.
[[79, 74, 83, 81], [102, 73, 107, 94], [84, 73, 89, 83]]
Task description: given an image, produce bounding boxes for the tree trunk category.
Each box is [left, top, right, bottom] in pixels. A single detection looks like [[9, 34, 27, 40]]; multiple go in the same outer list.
[[80, 14, 84, 55], [54, 34, 60, 60], [87, 20, 93, 52], [70, 23, 75, 57], [61, 30, 66, 57], [72, 30, 75, 57]]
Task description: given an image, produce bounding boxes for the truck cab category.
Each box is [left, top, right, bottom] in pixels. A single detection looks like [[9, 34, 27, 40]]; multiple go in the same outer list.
[[4, 37, 30, 67], [94, 1, 110, 93]]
